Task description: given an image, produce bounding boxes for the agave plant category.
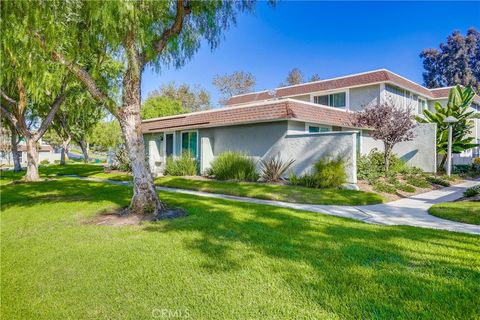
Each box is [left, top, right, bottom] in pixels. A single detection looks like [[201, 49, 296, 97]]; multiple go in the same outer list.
[[260, 156, 295, 182], [416, 85, 479, 169]]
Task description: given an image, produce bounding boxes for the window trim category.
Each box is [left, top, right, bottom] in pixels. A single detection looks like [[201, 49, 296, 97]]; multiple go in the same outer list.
[[305, 123, 332, 133], [310, 89, 349, 109], [180, 129, 199, 159], [417, 97, 427, 114], [163, 131, 176, 159]]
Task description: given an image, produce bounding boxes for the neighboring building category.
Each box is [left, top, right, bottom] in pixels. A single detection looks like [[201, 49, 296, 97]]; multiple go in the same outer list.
[[0, 138, 61, 167], [141, 69, 479, 181]]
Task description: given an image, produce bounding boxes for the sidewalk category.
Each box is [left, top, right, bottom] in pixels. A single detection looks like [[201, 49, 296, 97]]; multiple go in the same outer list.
[[65, 175, 480, 235]]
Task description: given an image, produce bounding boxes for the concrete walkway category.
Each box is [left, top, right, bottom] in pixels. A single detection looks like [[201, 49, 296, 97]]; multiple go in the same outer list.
[[65, 175, 480, 235]]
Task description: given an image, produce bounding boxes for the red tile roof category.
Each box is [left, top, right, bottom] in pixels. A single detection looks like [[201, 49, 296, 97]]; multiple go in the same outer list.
[[225, 69, 464, 106], [141, 100, 357, 133]]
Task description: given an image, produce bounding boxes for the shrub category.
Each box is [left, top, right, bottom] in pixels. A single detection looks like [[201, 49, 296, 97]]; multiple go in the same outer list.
[[357, 149, 406, 181], [405, 175, 430, 188], [426, 176, 451, 187], [164, 151, 197, 176], [288, 171, 299, 185], [312, 157, 347, 188], [110, 145, 131, 172], [372, 181, 397, 194], [453, 164, 472, 174], [54, 160, 60, 164], [39, 159, 50, 165], [463, 185, 480, 197], [387, 176, 416, 193], [474, 157, 480, 166], [299, 174, 317, 188], [209, 151, 258, 181], [260, 156, 295, 182]]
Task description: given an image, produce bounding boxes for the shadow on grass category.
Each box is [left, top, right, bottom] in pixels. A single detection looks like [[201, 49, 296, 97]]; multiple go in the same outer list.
[[1, 177, 479, 318]]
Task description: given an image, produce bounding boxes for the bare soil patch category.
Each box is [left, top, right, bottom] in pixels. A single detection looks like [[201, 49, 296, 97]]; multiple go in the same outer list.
[[85, 207, 187, 227]]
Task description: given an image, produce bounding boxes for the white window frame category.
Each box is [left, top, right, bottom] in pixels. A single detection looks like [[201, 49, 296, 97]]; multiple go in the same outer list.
[[310, 89, 350, 109], [305, 123, 332, 133], [417, 97, 427, 115], [180, 129, 199, 159], [163, 131, 176, 159]]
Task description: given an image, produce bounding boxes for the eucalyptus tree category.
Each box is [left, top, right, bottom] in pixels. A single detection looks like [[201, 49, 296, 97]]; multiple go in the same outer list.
[[27, 0, 259, 216]]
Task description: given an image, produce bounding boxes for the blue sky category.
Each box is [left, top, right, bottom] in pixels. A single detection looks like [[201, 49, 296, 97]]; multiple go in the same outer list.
[[141, 1, 480, 106]]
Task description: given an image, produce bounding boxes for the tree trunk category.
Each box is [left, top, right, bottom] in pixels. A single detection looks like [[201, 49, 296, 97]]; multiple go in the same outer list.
[[439, 154, 447, 172], [60, 136, 71, 165], [79, 140, 89, 163], [11, 128, 22, 172], [25, 137, 40, 181], [119, 59, 166, 217], [384, 143, 392, 176]]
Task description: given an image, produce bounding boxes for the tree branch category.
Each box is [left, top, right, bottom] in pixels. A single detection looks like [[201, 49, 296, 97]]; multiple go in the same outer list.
[[33, 83, 67, 141], [0, 90, 17, 106], [144, 0, 192, 64], [32, 31, 118, 117], [0, 103, 28, 137]]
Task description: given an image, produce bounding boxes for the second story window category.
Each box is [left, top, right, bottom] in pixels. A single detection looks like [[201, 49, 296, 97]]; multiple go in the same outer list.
[[313, 92, 346, 108]]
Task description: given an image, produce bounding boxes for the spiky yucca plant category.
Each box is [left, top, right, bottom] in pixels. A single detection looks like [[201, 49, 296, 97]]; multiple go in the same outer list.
[[260, 156, 295, 182]]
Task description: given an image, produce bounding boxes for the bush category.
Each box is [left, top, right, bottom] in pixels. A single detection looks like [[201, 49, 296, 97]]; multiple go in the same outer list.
[[387, 176, 416, 193], [260, 156, 295, 182], [54, 160, 61, 164], [312, 158, 346, 188], [453, 164, 472, 174], [209, 151, 258, 181], [299, 174, 317, 188], [463, 185, 480, 197], [164, 151, 197, 176], [112, 145, 131, 172], [426, 176, 451, 187], [288, 171, 299, 185], [405, 175, 430, 188], [372, 181, 397, 194], [39, 159, 50, 165], [357, 149, 407, 181]]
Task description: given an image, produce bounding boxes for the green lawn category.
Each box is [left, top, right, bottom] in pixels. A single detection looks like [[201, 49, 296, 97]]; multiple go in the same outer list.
[[155, 176, 383, 205], [1, 173, 479, 319], [429, 201, 480, 225]]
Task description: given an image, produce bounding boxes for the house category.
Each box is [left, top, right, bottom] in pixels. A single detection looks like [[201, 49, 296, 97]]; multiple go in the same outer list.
[[0, 137, 61, 167], [141, 69, 480, 182]]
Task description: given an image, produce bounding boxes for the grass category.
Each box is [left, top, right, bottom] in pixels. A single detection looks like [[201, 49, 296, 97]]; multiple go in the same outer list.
[[429, 201, 480, 225], [156, 176, 383, 205], [1, 172, 479, 319]]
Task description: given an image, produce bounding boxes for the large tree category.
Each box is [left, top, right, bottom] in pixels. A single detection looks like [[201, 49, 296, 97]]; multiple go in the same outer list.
[[0, 120, 22, 171], [24, 0, 258, 216], [155, 82, 211, 112], [212, 71, 256, 104], [89, 120, 123, 153], [141, 95, 184, 120], [420, 28, 480, 92], [354, 100, 417, 174]]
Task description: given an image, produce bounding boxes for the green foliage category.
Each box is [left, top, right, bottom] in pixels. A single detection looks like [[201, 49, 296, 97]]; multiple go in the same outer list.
[[209, 152, 258, 181], [39, 159, 50, 165], [453, 164, 480, 178], [111, 145, 131, 172], [372, 181, 397, 194], [288, 171, 299, 186], [425, 176, 451, 187], [54, 160, 60, 164], [405, 175, 431, 188], [312, 158, 346, 188], [260, 156, 295, 182], [357, 149, 407, 180], [164, 151, 198, 176], [416, 86, 479, 162], [156, 82, 211, 112], [89, 121, 122, 152], [387, 177, 416, 193], [141, 96, 184, 120], [291, 158, 346, 189], [464, 185, 480, 197]]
